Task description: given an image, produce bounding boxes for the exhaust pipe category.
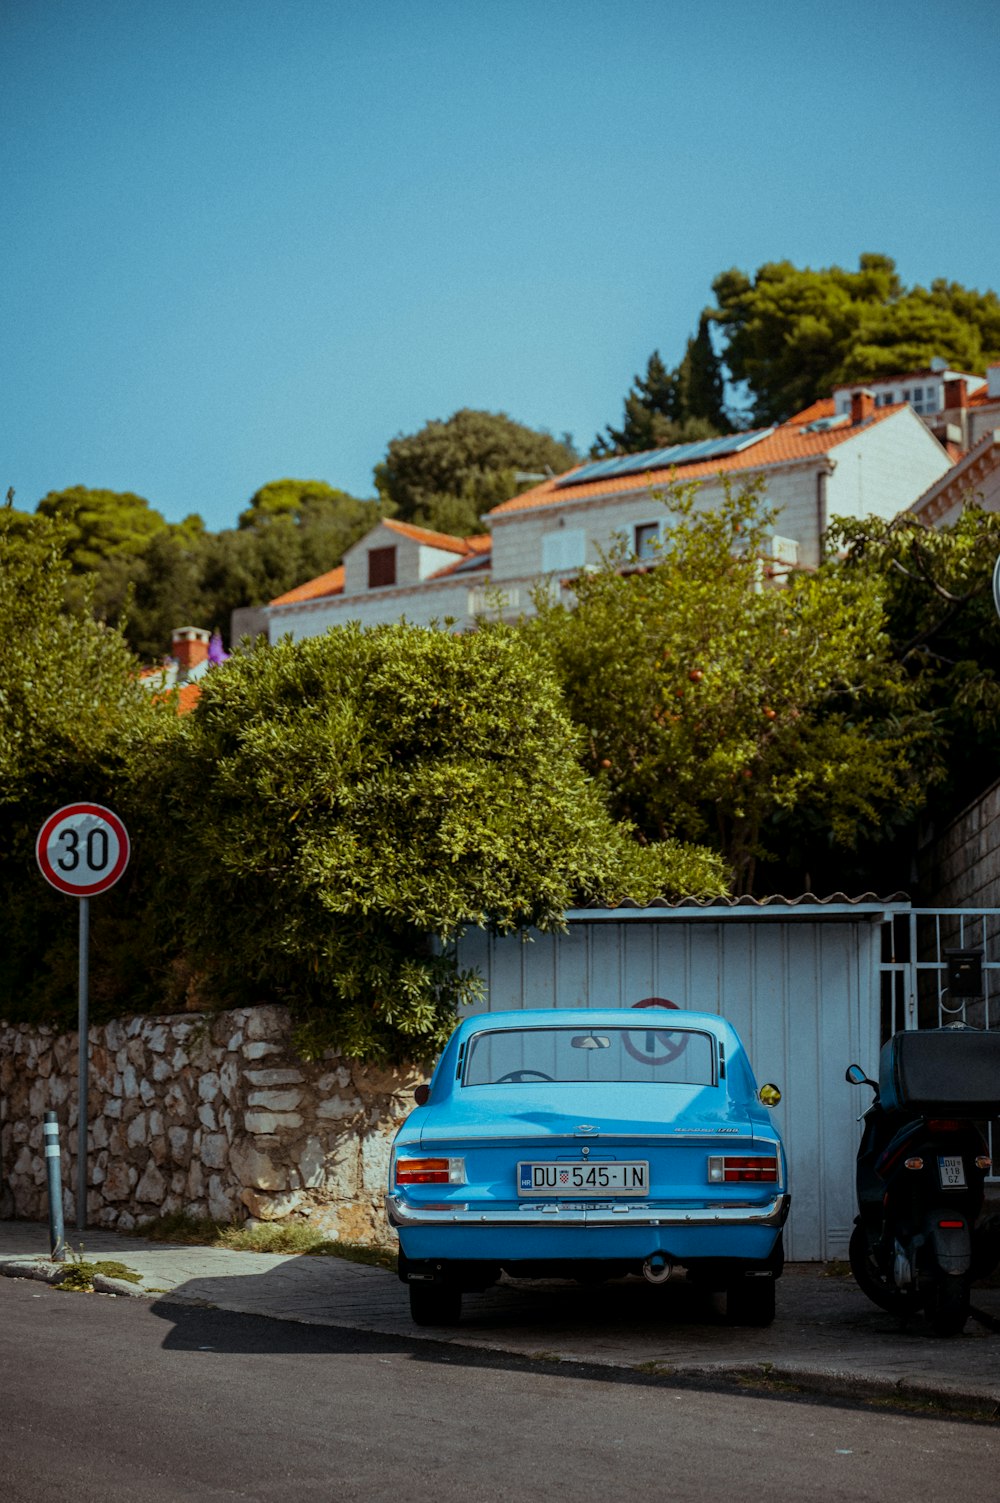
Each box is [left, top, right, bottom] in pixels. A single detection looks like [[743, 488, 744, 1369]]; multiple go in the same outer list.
[[642, 1254, 672, 1285]]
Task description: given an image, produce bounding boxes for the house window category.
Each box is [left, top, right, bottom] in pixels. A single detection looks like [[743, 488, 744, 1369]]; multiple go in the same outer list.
[[368, 546, 396, 588], [634, 522, 660, 560]]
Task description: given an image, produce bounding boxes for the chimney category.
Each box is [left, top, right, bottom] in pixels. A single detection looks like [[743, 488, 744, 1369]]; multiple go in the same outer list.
[[944, 378, 969, 410], [988, 364, 1000, 399], [171, 627, 211, 671], [850, 389, 875, 424]]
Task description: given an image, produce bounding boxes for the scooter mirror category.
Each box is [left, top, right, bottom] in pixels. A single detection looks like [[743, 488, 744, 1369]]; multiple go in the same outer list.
[[845, 1063, 877, 1088], [759, 1083, 781, 1107], [413, 1083, 430, 1106]]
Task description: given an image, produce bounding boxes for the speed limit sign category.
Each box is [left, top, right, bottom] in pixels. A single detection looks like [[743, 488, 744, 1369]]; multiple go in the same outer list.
[[36, 803, 130, 897]]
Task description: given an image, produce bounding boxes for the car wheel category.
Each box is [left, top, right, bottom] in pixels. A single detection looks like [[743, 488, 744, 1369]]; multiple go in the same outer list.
[[409, 1282, 462, 1326], [725, 1277, 776, 1327]]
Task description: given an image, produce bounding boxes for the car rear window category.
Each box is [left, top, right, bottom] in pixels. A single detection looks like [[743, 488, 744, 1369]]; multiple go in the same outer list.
[[463, 1026, 716, 1087]]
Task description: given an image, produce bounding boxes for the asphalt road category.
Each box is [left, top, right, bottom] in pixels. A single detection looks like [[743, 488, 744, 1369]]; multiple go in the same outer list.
[[2, 1279, 999, 1503]]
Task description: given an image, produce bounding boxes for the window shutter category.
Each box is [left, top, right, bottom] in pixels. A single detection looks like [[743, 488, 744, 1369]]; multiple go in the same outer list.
[[368, 546, 397, 588]]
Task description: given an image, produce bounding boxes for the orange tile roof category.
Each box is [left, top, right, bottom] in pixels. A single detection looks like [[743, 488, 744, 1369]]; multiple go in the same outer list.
[[269, 528, 492, 606], [488, 406, 907, 517], [270, 565, 345, 606], [910, 429, 1000, 524], [151, 681, 202, 715], [381, 518, 477, 553], [428, 535, 492, 579], [968, 384, 1000, 408], [786, 397, 836, 425]]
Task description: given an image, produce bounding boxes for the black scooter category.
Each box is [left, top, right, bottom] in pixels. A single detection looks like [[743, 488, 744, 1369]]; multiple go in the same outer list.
[[846, 1024, 1000, 1336]]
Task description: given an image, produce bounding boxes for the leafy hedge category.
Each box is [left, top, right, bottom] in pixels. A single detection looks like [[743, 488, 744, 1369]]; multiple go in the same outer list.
[[0, 512, 723, 1059]]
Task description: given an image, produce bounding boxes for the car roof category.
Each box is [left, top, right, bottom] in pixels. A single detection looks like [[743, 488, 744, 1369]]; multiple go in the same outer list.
[[453, 1008, 733, 1041]]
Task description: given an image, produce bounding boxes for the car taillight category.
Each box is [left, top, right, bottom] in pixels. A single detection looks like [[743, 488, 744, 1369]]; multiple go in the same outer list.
[[976, 1156, 992, 1170], [707, 1155, 778, 1184], [394, 1156, 466, 1186]]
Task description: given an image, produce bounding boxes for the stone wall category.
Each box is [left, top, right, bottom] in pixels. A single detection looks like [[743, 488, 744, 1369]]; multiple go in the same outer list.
[[917, 778, 1000, 909], [0, 1005, 420, 1242]]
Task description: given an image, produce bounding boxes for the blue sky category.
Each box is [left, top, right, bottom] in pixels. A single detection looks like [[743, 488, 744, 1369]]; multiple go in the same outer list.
[[4, 0, 997, 532]]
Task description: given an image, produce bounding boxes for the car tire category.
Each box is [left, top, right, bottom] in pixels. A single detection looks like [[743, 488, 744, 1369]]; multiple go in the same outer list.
[[725, 1277, 776, 1327], [409, 1282, 462, 1326]]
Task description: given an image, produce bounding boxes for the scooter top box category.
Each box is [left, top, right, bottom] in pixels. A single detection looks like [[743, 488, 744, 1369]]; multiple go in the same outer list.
[[879, 1026, 1000, 1116]]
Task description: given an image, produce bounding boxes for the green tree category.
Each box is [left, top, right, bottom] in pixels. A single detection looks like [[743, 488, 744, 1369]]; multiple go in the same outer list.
[[375, 410, 578, 525], [0, 511, 176, 1026], [152, 623, 723, 1060], [596, 316, 730, 455], [100, 478, 385, 661], [829, 505, 1000, 830], [527, 480, 933, 893], [35, 485, 201, 571], [238, 477, 383, 559], [712, 254, 1000, 424], [32, 485, 207, 644]]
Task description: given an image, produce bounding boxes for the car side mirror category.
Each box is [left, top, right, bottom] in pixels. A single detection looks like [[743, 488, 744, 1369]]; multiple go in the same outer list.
[[413, 1083, 430, 1106], [845, 1063, 877, 1089], [758, 1083, 781, 1107]]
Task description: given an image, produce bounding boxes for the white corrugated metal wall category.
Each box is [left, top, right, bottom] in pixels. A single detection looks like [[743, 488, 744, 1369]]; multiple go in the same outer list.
[[456, 909, 889, 1261]]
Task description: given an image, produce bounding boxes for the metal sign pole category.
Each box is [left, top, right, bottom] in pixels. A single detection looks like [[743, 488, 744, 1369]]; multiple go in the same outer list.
[[35, 804, 130, 1235], [77, 895, 89, 1232]]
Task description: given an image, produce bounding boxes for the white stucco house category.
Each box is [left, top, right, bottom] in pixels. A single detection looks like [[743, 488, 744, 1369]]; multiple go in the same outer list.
[[910, 428, 1000, 529], [834, 360, 1000, 453], [264, 390, 954, 642]]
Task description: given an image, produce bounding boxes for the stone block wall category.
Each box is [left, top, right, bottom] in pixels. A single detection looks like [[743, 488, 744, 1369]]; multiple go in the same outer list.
[[0, 1005, 420, 1242], [917, 778, 1000, 909]]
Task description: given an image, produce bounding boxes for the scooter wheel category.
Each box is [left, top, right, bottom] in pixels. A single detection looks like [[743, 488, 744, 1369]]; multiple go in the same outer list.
[[848, 1225, 918, 1318], [928, 1275, 970, 1338]]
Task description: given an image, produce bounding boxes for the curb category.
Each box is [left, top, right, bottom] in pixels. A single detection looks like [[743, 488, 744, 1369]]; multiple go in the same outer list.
[[3, 1255, 999, 1416], [696, 1362, 1000, 1419], [0, 1256, 152, 1299]]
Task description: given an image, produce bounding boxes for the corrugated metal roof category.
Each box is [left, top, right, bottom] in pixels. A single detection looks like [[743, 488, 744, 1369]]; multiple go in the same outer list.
[[565, 892, 910, 922]]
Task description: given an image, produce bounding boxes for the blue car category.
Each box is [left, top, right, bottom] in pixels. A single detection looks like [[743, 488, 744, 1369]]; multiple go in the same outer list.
[[388, 1007, 789, 1327]]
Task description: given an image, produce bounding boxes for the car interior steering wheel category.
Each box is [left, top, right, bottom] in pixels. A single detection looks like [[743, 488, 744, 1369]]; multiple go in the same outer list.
[[496, 1069, 554, 1083]]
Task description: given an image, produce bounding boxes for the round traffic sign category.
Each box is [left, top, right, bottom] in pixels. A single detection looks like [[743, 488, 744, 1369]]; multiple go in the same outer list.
[[623, 996, 690, 1065], [36, 803, 131, 897]]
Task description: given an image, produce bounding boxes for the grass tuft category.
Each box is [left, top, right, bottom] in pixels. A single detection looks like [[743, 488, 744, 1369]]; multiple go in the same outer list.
[[55, 1258, 144, 1292]]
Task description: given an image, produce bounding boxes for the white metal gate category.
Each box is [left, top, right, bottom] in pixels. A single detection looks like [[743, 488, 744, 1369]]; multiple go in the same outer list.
[[457, 903, 891, 1262], [879, 906, 1000, 1177]]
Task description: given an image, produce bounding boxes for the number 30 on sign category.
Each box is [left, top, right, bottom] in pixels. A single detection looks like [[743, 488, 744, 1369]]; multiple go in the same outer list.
[[36, 804, 130, 897]]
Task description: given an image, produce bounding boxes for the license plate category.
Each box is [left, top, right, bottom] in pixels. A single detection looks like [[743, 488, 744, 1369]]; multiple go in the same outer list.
[[517, 1161, 649, 1196], [938, 1155, 966, 1189]]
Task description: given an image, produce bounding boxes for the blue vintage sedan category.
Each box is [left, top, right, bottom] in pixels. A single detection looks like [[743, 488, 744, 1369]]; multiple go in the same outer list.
[[387, 1008, 789, 1326]]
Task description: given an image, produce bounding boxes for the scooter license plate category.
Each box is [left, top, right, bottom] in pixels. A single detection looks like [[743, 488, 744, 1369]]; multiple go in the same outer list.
[[938, 1155, 966, 1188]]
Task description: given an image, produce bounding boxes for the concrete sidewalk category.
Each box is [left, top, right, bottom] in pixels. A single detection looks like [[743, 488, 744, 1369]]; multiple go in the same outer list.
[[2, 1219, 999, 1414]]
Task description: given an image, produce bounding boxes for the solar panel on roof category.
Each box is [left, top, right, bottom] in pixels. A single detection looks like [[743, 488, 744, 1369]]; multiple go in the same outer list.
[[554, 427, 776, 489]]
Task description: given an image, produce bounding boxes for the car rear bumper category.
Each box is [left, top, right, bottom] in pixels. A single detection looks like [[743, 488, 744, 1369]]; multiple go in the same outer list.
[[387, 1192, 791, 1230]]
